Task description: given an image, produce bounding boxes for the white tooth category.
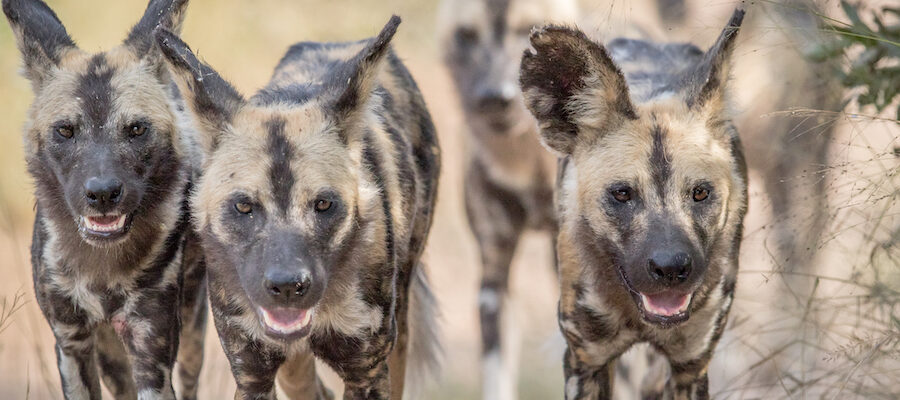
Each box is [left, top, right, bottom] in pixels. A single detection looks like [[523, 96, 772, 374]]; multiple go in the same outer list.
[[301, 310, 313, 327], [680, 294, 692, 311]]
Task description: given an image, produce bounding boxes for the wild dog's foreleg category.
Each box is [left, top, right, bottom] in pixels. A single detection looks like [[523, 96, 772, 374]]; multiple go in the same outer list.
[[212, 312, 284, 400], [664, 366, 709, 400], [662, 287, 734, 400], [176, 251, 208, 400], [340, 362, 391, 400], [662, 330, 723, 400], [562, 347, 615, 400], [464, 166, 526, 400], [95, 323, 137, 399], [277, 351, 333, 400], [312, 311, 395, 399], [36, 283, 102, 399], [120, 286, 181, 400], [52, 324, 103, 400], [314, 329, 394, 399]]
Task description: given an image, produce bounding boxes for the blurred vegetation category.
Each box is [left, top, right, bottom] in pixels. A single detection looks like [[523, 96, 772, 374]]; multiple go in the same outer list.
[[808, 1, 900, 118]]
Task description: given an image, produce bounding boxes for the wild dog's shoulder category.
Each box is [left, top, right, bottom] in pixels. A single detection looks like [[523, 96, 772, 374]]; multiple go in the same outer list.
[[607, 37, 703, 70], [257, 39, 386, 106], [606, 37, 703, 102]]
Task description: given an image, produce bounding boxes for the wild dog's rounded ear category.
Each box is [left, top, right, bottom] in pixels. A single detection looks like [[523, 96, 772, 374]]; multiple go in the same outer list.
[[154, 27, 244, 156], [685, 7, 745, 113], [125, 0, 189, 56], [326, 15, 401, 144], [2, 0, 78, 89], [519, 25, 636, 156]]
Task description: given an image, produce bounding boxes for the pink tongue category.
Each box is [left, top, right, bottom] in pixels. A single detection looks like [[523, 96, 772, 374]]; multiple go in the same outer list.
[[267, 308, 306, 325], [90, 216, 120, 225], [645, 292, 689, 316]]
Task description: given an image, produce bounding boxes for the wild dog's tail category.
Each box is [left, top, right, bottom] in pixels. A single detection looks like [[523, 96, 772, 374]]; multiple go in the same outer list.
[[403, 264, 442, 399]]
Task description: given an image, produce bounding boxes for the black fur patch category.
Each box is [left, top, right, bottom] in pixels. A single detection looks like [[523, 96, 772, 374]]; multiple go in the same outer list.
[[487, 0, 510, 42], [649, 123, 671, 200], [76, 55, 114, 132], [265, 117, 295, 215]]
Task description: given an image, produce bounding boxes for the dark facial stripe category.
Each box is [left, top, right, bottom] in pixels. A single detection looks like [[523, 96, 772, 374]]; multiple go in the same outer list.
[[76, 54, 114, 134], [649, 123, 671, 200], [487, 0, 510, 42], [361, 130, 396, 277], [266, 117, 296, 215]]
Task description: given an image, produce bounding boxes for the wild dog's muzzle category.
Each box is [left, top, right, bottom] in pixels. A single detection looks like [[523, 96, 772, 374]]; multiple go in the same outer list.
[[243, 231, 326, 340], [620, 223, 705, 327], [254, 265, 323, 339], [76, 175, 136, 243]]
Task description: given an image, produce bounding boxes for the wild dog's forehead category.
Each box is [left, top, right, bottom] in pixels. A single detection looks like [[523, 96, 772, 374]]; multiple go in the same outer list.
[[203, 106, 356, 206], [31, 47, 170, 121], [578, 105, 735, 189]]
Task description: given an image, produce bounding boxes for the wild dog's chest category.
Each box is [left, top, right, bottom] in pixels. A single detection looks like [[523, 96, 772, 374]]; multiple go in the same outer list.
[[34, 225, 183, 326], [35, 264, 142, 329]]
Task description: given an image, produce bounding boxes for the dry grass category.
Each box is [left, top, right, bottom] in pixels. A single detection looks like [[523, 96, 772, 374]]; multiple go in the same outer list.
[[0, 0, 897, 399]]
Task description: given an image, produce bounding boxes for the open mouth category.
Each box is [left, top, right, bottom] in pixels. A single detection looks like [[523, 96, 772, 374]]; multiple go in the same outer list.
[[617, 266, 693, 326], [639, 292, 692, 319], [80, 214, 131, 240], [258, 307, 314, 340]]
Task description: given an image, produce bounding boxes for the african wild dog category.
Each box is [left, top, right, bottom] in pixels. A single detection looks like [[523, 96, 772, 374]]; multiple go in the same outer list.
[[520, 7, 748, 399], [155, 15, 441, 399], [437, 0, 576, 398], [3, 0, 207, 398]]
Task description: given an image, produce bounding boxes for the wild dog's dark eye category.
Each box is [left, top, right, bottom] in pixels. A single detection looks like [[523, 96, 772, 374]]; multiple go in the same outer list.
[[314, 199, 332, 212], [692, 186, 710, 202], [235, 202, 253, 214], [611, 187, 632, 203], [55, 125, 75, 139], [127, 122, 148, 137], [455, 27, 479, 46]]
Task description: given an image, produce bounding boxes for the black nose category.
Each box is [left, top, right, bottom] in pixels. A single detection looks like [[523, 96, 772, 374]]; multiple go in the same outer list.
[[647, 251, 692, 284], [475, 87, 514, 112], [84, 177, 123, 209], [264, 269, 312, 302]]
